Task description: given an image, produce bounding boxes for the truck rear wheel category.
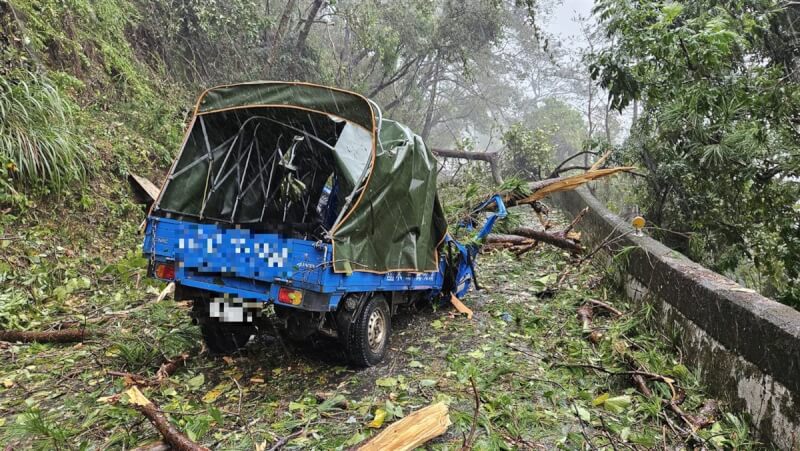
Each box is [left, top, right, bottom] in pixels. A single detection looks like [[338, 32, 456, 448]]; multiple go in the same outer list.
[[199, 320, 255, 354], [340, 294, 391, 367], [192, 299, 255, 354]]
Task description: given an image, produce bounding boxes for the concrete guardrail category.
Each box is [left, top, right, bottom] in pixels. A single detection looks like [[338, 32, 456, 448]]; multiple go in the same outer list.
[[552, 187, 800, 450]]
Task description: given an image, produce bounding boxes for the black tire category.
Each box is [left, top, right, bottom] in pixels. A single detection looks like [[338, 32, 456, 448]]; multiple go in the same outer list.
[[340, 294, 391, 367], [192, 298, 255, 354], [199, 319, 255, 355]]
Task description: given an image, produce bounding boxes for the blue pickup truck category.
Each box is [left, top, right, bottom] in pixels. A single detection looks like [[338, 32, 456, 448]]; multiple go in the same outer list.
[[143, 81, 505, 366]]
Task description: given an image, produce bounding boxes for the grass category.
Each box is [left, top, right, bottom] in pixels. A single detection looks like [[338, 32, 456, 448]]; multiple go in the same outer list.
[[0, 71, 89, 189]]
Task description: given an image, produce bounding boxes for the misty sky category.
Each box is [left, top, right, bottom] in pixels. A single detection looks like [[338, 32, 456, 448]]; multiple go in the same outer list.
[[543, 0, 595, 45]]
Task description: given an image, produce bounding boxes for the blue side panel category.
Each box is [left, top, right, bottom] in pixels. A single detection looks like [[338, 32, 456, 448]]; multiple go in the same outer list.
[[143, 217, 445, 310]]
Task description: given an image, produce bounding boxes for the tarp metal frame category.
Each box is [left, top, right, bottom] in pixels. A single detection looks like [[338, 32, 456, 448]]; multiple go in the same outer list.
[[153, 81, 447, 274]]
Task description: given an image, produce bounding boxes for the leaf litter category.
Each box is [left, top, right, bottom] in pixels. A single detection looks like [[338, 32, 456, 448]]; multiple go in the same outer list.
[[0, 210, 758, 449]]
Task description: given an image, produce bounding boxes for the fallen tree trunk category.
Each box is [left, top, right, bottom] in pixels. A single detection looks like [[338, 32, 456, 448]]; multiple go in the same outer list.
[[506, 227, 583, 253], [125, 387, 209, 451], [357, 402, 451, 451], [431, 148, 503, 185], [0, 328, 87, 343]]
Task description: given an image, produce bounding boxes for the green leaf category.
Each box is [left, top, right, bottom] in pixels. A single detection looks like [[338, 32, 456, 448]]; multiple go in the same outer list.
[[344, 432, 367, 447], [187, 374, 205, 389], [375, 377, 397, 387], [575, 405, 591, 422], [408, 360, 424, 368], [603, 395, 632, 414], [288, 401, 306, 411], [661, 3, 683, 23]]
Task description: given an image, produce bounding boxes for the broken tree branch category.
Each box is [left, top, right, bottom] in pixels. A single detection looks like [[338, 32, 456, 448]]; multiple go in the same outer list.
[[156, 352, 189, 382], [512, 241, 539, 257], [0, 328, 87, 343], [125, 386, 210, 451], [107, 352, 190, 386], [549, 150, 601, 178], [563, 207, 589, 236], [431, 148, 503, 184], [507, 227, 583, 253], [107, 371, 153, 386], [461, 377, 480, 450], [586, 299, 623, 317]]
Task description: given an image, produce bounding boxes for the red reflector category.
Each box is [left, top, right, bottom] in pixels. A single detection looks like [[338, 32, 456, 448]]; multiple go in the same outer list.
[[278, 287, 303, 305], [155, 263, 175, 280]]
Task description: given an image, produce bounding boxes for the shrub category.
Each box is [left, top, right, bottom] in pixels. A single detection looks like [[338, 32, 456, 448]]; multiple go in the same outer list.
[[0, 71, 89, 190]]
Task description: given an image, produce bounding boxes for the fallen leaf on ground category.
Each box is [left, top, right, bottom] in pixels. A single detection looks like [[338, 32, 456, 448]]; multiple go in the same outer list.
[[368, 408, 386, 428]]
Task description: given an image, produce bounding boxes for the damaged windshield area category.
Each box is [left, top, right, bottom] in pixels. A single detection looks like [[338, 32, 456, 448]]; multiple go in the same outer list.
[[156, 107, 372, 240]]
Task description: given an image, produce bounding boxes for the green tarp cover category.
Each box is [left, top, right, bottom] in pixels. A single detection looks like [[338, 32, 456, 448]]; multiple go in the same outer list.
[[331, 119, 447, 273], [156, 82, 447, 274], [198, 82, 375, 130]]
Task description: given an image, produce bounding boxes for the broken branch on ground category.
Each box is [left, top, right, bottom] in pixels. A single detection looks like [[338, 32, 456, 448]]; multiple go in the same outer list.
[[0, 327, 88, 343]]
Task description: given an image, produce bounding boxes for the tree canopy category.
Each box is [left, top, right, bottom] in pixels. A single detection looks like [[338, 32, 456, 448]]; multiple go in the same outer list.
[[591, 0, 800, 304]]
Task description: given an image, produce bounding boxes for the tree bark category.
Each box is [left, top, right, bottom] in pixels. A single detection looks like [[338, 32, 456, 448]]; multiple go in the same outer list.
[[295, 0, 324, 52], [421, 60, 441, 142], [507, 227, 583, 252], [430, 148, 503, 185], [267, 0, 299, 69], [0, 328, 87, 343], [125, 387, 209, 451]]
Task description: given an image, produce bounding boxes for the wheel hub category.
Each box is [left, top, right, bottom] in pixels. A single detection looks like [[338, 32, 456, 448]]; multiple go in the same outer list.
[[367, 308, 386, 352]]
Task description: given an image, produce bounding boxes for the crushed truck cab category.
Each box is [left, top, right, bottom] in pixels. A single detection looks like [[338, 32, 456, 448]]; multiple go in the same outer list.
[[143, 81, 504, 366]]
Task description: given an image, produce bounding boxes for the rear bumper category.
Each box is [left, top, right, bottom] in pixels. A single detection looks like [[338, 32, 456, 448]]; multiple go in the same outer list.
[[143, 216, 446, 310]]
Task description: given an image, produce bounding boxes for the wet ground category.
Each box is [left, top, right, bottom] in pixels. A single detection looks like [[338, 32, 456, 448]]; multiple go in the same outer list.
[[0, 238, 757, 449]]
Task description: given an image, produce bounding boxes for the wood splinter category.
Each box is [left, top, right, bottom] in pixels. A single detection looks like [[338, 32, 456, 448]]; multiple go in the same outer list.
[[356, 402, 451, 451], [450, 294, 474, 319]]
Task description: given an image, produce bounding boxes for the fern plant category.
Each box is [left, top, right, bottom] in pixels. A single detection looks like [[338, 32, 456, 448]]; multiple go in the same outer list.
[[0, 71, 89, 190]]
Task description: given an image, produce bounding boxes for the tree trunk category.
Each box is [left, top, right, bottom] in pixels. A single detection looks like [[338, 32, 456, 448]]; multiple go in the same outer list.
[[267, 0, 298, 70], [421, 60, 441, 142], [430, 148, 503, 185], [586, 78, 594, 168], [295, 0, 324, 52]]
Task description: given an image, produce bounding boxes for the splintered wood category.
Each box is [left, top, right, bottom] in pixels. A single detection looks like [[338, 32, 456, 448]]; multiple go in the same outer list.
[[520, 167, 635, 204], [450, 293, 474, 319], [357, 402, 451, 451]]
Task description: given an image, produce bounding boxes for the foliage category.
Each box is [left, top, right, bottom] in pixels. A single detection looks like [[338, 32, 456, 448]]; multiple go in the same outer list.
[[500, 122, 555, 180], [523, 98, 588, 162], [0, 71, 89, 190], [590, 0, 800, 305]]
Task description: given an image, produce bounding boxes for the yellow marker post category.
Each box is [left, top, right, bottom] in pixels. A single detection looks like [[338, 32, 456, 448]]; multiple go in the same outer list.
[[632, 216, 646, 236]]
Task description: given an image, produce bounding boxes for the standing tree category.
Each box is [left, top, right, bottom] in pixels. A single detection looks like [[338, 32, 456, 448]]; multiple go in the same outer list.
[[590, 0, 800, 304]]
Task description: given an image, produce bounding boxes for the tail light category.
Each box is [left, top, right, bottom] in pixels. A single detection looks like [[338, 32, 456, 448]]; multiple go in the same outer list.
[[154, 262, 175, 280], [278, 287, 303, 305]]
